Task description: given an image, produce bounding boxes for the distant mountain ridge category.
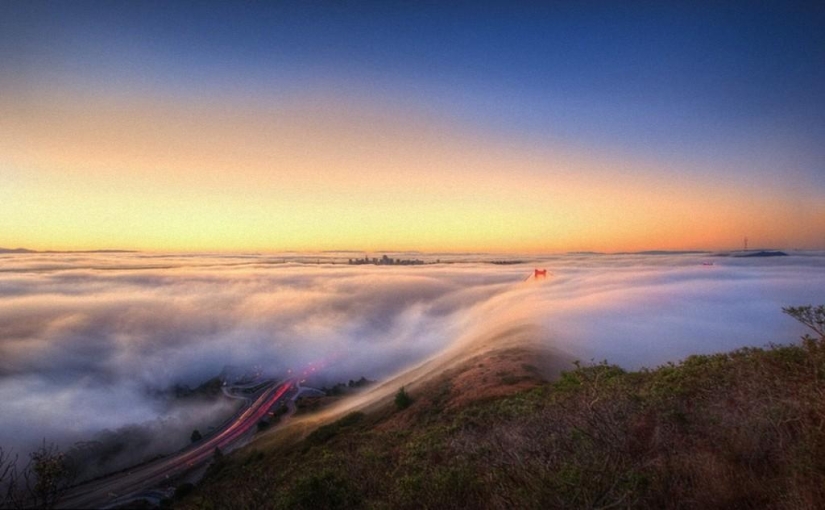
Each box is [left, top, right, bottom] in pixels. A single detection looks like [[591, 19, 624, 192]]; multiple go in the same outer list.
[[714, 250, 789, 258], [0, 247, 36, 253]]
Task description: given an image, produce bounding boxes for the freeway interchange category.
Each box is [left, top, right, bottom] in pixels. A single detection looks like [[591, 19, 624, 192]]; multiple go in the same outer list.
[[58, 379, 298, 509]]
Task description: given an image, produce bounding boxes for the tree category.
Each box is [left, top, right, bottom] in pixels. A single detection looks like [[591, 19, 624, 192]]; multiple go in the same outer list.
[[25, 441, 74, 509], [190, 429, 203, 443], [0, 447, 18, 508], [783, 305, 825, 339], [394, 386, 413, 410], [0, 442, 74, 509]]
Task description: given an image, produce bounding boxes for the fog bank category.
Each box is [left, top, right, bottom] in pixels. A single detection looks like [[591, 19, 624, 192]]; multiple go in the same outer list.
[[0, 251, 822, 462]]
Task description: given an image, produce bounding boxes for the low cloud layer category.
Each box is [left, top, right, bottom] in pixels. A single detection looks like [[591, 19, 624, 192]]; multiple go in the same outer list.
[[1, 251, 822, 466]]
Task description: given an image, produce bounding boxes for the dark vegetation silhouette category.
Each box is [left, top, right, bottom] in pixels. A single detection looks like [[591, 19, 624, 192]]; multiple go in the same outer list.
[[394, 386, 413, 410], [783, 305, 825, 339], [0, 441, 74, 509]]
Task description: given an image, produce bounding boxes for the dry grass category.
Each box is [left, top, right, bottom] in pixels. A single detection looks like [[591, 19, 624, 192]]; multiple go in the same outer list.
[[176, 333, 825, 510]]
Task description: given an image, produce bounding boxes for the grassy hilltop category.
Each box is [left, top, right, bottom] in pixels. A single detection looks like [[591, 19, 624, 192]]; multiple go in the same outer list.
[[176, 307, 825, 510]]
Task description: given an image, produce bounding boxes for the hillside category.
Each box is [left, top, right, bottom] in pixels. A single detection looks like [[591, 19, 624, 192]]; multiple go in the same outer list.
[[175, 318, 825, 509]]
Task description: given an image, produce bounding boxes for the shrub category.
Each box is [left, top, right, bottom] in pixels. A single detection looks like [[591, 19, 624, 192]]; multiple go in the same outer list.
[[395, 386, 413, 410]]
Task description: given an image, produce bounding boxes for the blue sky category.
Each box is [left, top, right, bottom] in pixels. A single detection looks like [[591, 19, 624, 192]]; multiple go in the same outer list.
[[5, 2, 823, 140], [1, 1, 823, 251]]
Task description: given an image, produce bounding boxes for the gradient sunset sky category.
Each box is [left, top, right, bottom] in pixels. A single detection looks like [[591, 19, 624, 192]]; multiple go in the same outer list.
[[1, 1, 823, 253]]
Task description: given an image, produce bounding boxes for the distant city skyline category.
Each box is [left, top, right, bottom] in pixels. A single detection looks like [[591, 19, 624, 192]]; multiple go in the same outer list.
[[1, 1, 823, 252]]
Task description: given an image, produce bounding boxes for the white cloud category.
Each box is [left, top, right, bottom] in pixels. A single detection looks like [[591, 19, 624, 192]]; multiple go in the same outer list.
[[0, 251, 822, 464]]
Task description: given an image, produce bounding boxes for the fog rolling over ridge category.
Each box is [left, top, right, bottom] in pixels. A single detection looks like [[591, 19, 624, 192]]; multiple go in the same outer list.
[[0, 251, 822, 470]]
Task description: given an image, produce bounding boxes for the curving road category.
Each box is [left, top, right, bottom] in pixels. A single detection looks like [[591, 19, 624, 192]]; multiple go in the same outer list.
[[59, 379, 296, 509]]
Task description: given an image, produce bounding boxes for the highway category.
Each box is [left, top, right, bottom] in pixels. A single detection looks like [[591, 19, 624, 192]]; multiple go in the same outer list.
[[58, 379, 296, 509]]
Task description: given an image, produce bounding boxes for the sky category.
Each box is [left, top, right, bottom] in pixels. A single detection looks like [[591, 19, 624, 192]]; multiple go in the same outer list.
[[1, 1, 824, 252], [1, 251, 822, 472]]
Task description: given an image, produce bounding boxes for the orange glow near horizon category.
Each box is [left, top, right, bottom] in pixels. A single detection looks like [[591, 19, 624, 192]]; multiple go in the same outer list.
[[2, 90, 824, 253]]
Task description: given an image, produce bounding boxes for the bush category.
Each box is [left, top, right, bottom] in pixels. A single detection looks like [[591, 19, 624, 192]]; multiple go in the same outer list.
[[395, 386, 413, 410]]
